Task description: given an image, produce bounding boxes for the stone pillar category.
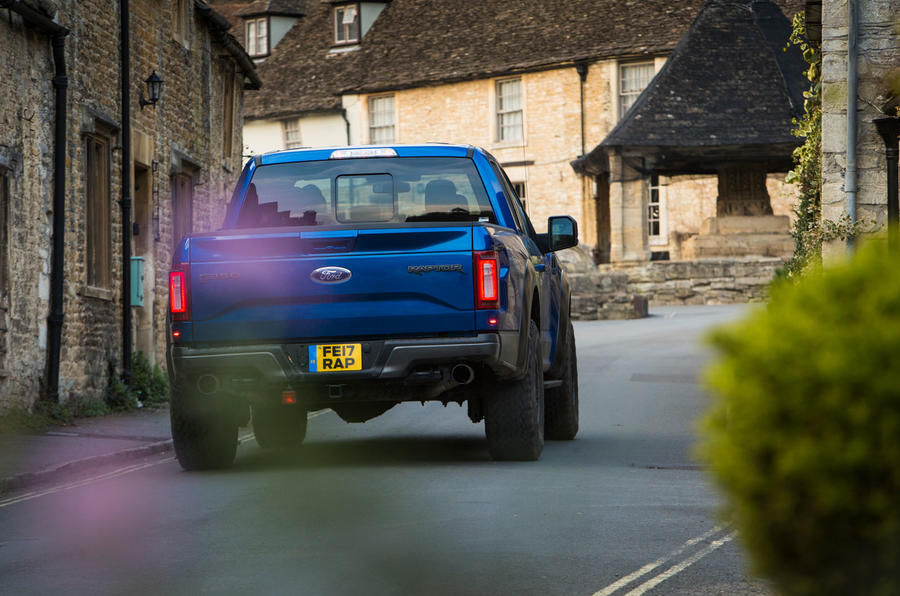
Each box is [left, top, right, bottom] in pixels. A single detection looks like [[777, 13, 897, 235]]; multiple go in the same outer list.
[[820, 0, 896, 261], [608, 150, 649, 262], [716, 166, 773, 215]]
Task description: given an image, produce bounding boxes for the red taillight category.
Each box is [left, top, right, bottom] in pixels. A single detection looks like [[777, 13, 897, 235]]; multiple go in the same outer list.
[[475, 251, 499, 309], [169, 266, 190, 321]]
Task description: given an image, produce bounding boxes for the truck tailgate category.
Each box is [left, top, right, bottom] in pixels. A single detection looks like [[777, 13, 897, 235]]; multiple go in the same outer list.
[[188, 226, 476, 343]]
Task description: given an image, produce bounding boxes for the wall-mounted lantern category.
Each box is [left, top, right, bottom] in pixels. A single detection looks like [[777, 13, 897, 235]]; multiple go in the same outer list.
[[139, 71, 164, 110]]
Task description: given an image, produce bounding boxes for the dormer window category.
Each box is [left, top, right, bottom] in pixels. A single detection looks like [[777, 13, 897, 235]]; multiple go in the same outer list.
[[246, 17, 269, 58], [334, 3, 360, 45]]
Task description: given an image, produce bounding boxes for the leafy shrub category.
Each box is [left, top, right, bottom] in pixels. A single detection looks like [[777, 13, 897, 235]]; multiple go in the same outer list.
[[700, 240, 900, 596], [106, 374, 139, 411], [105, 352, 169, 409], [130, 351, 169, 404]]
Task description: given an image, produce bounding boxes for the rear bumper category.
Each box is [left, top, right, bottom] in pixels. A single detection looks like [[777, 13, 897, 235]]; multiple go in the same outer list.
[[169, 332, 520, 391]]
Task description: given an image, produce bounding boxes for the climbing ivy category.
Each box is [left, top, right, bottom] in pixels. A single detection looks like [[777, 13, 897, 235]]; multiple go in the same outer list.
[[781, 13, 823, 278]]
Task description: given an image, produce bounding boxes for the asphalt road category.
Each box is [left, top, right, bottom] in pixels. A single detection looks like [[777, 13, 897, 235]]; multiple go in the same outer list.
[[0, 304, 771, 596]]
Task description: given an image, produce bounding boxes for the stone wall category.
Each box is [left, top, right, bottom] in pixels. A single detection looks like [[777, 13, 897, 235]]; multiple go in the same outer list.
[[820, 0, 899, 259], [0, 16, 56, 408], [0, 1, 251, 410], [561, 245, 781, 319], [611, 258, 783, 305]]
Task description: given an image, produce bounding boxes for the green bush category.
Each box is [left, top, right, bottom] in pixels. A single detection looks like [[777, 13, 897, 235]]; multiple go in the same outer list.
[[700, 240, 900, 596], [105, 352, 169, 410], [130, 351, 169, 404]]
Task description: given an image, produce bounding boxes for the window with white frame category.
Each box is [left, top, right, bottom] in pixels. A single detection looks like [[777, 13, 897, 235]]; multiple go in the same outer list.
[[648, 174, 661, 237], [245, 17, 269, 57], [282, 118, 303, 149], [496, 79, 523, 142], [368, 95, 395, 144], [334, 4, 360, 44], [619, 62, 654, 119]]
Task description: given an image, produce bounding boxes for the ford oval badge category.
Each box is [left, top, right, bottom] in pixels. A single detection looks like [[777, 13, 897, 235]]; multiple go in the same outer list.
[[311, 266, 352, 284]]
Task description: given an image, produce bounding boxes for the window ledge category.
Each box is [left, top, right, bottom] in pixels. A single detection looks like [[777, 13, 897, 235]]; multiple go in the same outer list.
[[0, 369, 10, 379], [490, 141, 526, 150], [170, 37, 191, 52], [80, 285, 114, 301], [329, 44, 360, 54]]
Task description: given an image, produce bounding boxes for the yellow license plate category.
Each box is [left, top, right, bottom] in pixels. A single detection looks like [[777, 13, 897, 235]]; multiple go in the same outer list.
[[308, 343, 362, 372]]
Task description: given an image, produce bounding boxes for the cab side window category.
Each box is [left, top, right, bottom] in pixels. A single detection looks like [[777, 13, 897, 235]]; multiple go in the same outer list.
[[490, 162, 525, 232], [493, 162, 537, 241]]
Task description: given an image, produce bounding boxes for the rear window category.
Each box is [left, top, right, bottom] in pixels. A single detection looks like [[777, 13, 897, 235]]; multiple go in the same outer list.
[[234, 157, 494, 228]]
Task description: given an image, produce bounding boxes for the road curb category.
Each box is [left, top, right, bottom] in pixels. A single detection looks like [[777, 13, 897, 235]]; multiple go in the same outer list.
[[0, 439, 174, 496]]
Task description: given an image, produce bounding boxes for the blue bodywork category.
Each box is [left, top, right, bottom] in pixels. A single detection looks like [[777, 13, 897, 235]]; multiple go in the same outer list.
[[172, 144, 572, 380]]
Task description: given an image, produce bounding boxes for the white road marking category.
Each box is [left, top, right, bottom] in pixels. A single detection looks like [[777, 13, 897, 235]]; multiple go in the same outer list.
[[622, 532, 736, 596], [0, 459, 174, 509], [591, 526, 725, 596], [0, 409, 333, 508]]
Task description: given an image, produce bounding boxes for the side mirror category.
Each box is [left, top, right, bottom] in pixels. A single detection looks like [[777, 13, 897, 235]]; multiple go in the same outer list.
[[548, 216, 578, 251]]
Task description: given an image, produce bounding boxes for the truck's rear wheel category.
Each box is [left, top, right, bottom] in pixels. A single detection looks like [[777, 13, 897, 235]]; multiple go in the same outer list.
[[252, 405, 307, 449], [484, 319, 544, 461], [545, 321, 579, 440], [170, 380, 238, 471]]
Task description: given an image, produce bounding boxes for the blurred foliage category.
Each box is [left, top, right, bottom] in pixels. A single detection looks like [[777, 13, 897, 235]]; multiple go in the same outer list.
[[700, 239, 900, 596]]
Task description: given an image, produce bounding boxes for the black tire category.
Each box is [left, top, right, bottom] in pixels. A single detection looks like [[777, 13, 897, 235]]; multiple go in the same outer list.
[[252, 405, 307, 449], [545, 321, 579, 440], [170, 379, 238, 471], [485, 319, 544, 461]]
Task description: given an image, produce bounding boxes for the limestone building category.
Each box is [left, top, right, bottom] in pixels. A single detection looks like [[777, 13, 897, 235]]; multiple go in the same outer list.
[[0, 0, 259, 410], [218, 0, 803, 257], [809, 0, 900, 256]]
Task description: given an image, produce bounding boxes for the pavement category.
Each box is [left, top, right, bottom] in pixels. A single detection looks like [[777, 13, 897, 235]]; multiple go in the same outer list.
[[0, 405, 177, 494]]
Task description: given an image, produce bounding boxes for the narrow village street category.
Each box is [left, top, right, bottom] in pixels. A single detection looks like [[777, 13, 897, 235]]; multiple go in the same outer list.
[[0, 305, 767, 596]]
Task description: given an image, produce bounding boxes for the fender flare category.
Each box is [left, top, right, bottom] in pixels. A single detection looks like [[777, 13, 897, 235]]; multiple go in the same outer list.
[[546, 276, 572, 380], [512, 264, 539, 378]]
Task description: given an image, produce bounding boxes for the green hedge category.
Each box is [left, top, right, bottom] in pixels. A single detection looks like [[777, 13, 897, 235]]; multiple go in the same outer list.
[[701, 240, 900, 596]]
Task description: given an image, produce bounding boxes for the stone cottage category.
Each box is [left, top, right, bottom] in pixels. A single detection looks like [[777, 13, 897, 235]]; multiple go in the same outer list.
[[0, 0, 259, 410], [216, 0, 802, 258]]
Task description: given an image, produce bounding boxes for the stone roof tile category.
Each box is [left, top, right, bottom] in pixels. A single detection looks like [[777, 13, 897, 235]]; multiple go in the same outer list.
[[600, 0, 808, 149]]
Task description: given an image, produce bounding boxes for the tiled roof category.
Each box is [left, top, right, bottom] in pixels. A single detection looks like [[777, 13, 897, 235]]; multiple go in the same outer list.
[[347, 0, 715, 94], [244, 0, 359, 119], [599, 0, 807, 151], [244, 0, 805, 121], [236, 0, 306, 17], [208, 2, 250, 46]]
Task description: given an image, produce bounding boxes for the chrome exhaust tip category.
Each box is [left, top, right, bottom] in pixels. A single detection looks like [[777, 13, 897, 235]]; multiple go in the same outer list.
[[196, 374, 220, 395], [451, 364, 475, 385]]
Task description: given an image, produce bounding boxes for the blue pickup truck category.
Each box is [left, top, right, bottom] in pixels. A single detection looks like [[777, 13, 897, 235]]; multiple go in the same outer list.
[[167, 144, 579, 470]]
